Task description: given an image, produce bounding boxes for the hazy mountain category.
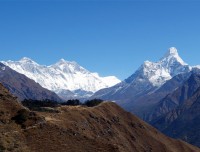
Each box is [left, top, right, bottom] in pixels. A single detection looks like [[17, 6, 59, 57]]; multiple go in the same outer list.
[[2, 58, 120, 99], [0, 63, 62, 101], [0, 83, 199, 152]]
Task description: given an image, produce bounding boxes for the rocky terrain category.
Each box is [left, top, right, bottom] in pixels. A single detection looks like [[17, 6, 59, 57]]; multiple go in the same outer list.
[[0, 83, 199, 152], [150, 73, 200, 147]]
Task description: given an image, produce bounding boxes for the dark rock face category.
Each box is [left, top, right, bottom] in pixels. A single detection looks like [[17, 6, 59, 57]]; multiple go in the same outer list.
[[163, 97, 200, 147], [0, 63, 62, 102], [150, 74, 200, 147], [150, 74, 200, 123]]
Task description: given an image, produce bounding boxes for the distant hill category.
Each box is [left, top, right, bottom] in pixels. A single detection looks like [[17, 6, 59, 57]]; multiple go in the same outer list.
[[0, 83, 199, 152]]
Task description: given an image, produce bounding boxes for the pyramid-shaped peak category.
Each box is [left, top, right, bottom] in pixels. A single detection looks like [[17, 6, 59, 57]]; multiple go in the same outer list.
[[169, 47, 178, 54], [164, 47, 179, 57], [162, 47, 182, 60], [160, 47, 187, 66]]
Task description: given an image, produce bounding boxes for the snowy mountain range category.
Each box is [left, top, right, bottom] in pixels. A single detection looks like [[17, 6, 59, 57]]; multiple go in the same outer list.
[[0, 62, 62, 101], [2, 58, 120, 99], [2, 47, 198, 102]]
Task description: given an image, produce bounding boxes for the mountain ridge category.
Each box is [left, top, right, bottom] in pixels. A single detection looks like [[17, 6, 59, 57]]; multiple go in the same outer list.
[[2, 58, 121, 99], [0, 63, 62, 101]]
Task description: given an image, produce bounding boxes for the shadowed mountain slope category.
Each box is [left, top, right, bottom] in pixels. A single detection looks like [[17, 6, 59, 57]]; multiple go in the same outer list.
[[150, 74, 200, 147], [0, 63, 62, 101]]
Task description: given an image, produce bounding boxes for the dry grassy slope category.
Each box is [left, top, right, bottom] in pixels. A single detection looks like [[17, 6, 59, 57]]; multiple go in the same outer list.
[[0, 83, 199, 152], [29, 102, 199, 152], [0, 83, 31, 151]]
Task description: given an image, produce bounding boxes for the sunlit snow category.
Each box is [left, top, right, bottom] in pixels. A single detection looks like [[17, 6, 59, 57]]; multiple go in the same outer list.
[[2, 58, 121, 93]]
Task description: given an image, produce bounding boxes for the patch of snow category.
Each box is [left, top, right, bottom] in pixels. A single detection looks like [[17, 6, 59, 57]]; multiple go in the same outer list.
[[193, 65, 200, 69], [1, 67, 5, 71]]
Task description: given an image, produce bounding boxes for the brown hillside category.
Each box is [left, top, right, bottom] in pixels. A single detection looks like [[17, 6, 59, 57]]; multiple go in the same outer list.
[[0, 83, 199, 152]]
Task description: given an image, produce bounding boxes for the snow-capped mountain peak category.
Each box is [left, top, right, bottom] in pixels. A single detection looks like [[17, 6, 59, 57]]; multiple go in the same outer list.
[[126, 47, 191, 87], [160, 47, 187, 66], [55, 58, 77, 65], [92, 47, 199, 107], [19, 57, 38, 64], [1, 58, 121, 98], [51, 59, 87, 74], [166, 47, 178, 55]]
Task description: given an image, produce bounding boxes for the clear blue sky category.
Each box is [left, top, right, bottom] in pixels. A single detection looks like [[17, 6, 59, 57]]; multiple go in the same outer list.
[[0, 0, 200, 80]]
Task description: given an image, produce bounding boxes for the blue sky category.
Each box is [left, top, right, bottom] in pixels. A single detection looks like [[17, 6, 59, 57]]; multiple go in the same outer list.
[[0, 0, 200, 80]]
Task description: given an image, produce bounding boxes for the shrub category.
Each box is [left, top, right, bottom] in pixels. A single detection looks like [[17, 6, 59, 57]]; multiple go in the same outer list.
[[84, 99, 103, 107], [12, 109, 29, 124], [61, 99, 81, 106], [22, 99, 59, 111]]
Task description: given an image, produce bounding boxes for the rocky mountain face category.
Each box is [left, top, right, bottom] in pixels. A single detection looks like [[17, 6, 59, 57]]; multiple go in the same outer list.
[[0, 83, 199, 152], [150, 73, 200, 123], [2, 58, 120, 99], [149, 73, 200, 147], [123, 72, 192, 121], [0, 63, 62, 101]]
